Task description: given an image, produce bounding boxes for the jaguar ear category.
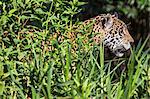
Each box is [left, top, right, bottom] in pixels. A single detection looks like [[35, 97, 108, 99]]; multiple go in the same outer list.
[[112, 12, 118, 18], [104, 15, 113, 29]]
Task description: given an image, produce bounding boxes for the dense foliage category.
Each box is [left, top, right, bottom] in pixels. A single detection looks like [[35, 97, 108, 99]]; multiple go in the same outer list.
[[0, 0, 149, 98]]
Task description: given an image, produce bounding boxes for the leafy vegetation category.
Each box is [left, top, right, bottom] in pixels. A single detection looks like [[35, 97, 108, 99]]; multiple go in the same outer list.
[[0, 0, 149, 98]]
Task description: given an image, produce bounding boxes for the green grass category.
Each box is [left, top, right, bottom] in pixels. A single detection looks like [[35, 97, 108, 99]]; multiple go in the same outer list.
[[0, 0, 150, 99]]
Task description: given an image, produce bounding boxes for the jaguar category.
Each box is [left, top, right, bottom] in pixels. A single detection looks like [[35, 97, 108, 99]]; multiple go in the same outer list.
[[48, 13, 134, 57]]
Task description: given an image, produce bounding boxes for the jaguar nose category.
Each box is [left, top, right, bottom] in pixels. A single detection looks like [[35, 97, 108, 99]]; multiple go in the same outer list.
[[124, 34, 134, 43], [129, 36, 134, 43], [123, 28, 134, 43]]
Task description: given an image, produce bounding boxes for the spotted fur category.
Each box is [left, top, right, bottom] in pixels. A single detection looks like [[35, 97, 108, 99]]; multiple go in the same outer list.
[[49, 13, 134, 57], [80, 13, 134, 57]]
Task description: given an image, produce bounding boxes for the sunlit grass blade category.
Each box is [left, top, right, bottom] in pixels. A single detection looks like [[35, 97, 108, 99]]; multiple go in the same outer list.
[[46, 62, 54, 99], [99, 42, 104, 98], [65, 43, 71, 81], [31, 86, 37, 99]]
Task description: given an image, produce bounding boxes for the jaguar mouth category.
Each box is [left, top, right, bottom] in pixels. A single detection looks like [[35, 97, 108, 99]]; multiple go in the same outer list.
[[113, 43, 131, 57], [114, 48, 126, 57]]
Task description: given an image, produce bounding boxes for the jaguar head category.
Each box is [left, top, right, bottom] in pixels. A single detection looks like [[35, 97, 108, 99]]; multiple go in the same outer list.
[[102, 14, 134, 57]]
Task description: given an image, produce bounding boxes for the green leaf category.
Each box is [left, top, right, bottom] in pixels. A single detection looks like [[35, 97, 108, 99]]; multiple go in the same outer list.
[[74, 78, 80, 87], [82, 78, 89, 92], [0, 1, 2, 5], [0, 81, 5, 95], [0, 15, 8, 25], [18, 52, 26, 60], [35, 8, 45, 14], [8, 9, 17, 15], [0, 63, 3, 77]]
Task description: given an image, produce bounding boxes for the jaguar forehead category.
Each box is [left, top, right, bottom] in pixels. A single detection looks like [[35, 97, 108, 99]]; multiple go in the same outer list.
[[113, 17, 125, 25]]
